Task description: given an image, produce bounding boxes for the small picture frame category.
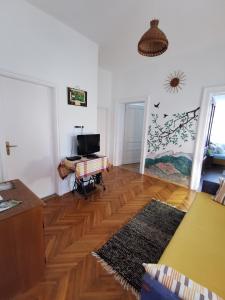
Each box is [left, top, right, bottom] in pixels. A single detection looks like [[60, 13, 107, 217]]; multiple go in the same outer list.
[[67, 87, 87, 107]]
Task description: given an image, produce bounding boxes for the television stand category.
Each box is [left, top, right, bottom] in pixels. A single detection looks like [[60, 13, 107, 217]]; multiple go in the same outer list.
[[74, 172, 105, 199], [84, 154, 99, 159], [58, 156, 109, 199]]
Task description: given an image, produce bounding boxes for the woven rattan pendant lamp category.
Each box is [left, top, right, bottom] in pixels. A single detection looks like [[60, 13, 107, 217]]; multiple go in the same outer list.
[[138, 19, 168, 57]]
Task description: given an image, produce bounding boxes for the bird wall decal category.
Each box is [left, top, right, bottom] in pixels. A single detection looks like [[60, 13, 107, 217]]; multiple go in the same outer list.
[[154, 102, 160, 108]]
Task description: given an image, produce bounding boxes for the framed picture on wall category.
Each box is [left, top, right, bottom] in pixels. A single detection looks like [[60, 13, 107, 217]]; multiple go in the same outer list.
[[67, 87, 87, 107]]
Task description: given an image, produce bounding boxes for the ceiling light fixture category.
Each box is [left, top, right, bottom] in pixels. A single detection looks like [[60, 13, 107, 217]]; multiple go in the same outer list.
[[138, 19, 168, 57]]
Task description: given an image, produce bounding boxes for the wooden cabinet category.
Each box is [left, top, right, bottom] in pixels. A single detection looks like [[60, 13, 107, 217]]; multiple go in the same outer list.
[[0, 180, 45, 300]]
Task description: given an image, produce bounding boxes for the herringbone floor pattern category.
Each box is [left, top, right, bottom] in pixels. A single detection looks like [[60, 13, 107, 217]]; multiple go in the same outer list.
[[15, 167, 196, 300]]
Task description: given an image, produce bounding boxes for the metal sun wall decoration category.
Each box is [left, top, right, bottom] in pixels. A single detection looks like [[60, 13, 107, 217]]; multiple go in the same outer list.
[[164, 71, 186, 93]]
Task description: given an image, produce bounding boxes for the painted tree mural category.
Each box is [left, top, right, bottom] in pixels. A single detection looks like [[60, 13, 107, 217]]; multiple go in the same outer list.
[[147, 106, 200, 152]]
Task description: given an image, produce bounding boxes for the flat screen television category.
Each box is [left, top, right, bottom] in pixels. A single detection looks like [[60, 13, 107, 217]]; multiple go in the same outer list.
[[77, 134, 100, 156]]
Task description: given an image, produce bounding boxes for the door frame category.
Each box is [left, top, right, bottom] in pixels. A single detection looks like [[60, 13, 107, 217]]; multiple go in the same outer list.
[[0, 68, 61, 195], [113, 95, 151, 174], [191, 85, 225, 190]]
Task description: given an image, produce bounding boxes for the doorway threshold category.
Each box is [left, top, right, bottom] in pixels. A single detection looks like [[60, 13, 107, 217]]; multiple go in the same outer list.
[[119, 163, 140, 173]]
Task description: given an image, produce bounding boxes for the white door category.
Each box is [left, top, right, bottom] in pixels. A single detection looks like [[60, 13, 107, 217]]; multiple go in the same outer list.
[[123, 103, 144, 164], [97, 107, 108, 156], [0, 76, 56, 198]]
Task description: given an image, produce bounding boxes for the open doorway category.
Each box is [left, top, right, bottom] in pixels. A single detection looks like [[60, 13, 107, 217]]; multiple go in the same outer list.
[[200, 94, 225, 189], [113, 96, 150, 174], [120, 102, 145, 173]]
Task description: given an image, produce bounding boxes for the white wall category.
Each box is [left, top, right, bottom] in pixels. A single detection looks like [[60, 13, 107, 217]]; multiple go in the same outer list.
[[111, 42, 225, 184], [98, 68, 112, 108], [98, 68, 113, 162], [0, 0, 98, 195]]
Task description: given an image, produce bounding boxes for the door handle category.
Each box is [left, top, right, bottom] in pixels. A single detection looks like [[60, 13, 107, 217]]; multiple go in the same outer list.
[[5, 141, 18, 156]]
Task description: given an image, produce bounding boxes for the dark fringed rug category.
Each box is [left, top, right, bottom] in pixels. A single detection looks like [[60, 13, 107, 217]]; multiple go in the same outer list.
[[92, 200, 185, 297]]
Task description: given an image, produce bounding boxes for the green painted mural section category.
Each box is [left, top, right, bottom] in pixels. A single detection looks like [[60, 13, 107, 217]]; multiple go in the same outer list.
[[145, 155, 192, 176]]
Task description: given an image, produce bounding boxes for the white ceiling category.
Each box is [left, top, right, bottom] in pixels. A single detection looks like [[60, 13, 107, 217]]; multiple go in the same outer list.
[[26, 0, 225, 71]]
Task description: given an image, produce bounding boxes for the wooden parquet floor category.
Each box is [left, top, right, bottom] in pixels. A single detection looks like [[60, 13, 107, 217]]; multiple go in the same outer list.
[[15, 167, 196, 300]]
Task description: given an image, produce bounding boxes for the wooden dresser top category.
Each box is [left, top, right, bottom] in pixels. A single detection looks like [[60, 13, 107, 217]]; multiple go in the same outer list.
[[0, 179, 44, 222]]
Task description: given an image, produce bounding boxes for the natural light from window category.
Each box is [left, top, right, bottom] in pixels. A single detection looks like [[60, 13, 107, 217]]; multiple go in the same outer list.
[[211, 95, 225, 144]]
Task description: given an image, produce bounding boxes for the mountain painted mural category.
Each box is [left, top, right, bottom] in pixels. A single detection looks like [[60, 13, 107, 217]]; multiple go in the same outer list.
[[145, 106, 200, 186], [145, 151, 192, 186]]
